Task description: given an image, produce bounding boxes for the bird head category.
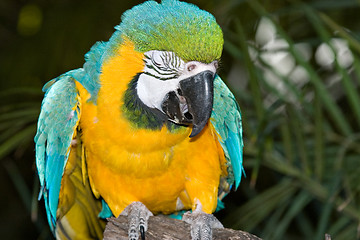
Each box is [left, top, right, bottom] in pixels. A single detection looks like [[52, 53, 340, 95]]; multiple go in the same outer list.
[[138, 50, 219, 137], [102, 0, 223, 137]]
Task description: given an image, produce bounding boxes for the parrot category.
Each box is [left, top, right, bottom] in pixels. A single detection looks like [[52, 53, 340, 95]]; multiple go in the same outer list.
[[34, 0, 244, 239]]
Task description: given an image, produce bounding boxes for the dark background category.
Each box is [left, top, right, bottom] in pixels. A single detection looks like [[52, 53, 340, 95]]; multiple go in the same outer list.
[[1, 0, 360, 239]]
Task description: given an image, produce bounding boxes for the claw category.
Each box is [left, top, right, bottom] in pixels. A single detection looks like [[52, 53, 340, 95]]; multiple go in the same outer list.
[[140, 225, 145, 240], [182, 201, 223, 240], [120, 201, 153, 240]]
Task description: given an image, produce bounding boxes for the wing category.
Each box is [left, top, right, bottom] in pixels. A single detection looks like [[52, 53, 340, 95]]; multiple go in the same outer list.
[[210, 75, 244, 191], [34, 72, 81, 231]]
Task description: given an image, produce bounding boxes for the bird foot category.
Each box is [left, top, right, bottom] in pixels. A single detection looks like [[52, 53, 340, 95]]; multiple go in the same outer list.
[[120, 201, 153, 240], [182, 201, 224, 240]]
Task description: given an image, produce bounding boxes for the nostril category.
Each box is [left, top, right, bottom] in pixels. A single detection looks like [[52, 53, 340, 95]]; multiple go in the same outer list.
[[177, 88, 183, 96], [187, 64, 196, 72], [184, 111, 193, 120]]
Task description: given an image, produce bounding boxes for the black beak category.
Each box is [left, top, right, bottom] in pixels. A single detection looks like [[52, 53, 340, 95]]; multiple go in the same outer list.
[[161, 70, 214, 138]]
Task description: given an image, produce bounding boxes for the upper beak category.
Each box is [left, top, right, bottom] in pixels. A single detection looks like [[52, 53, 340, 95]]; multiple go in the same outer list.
[[180, 70, 214, 137], [161, 70, 214, 138]]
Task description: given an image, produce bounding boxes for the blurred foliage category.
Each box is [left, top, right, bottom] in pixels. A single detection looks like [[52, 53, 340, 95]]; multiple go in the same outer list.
[[1, 0, 360, 239]]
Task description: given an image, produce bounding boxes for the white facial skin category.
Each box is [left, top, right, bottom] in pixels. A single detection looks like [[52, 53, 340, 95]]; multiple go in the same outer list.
[[136, 50, 217, 113]]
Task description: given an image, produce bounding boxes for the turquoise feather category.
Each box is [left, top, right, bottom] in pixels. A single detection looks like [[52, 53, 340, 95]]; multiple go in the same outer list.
[[211, 75, 244, 190], [34, 73, 80, 231], [98, 200, 113, 219], [71, 42, 107, 103]]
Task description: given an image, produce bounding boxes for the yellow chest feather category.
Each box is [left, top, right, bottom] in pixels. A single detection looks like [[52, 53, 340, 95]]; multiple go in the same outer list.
[[75, 41, 226, 216]]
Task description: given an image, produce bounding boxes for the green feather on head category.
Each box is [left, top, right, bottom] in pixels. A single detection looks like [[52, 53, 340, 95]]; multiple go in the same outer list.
[[109, 0, 224, 63]]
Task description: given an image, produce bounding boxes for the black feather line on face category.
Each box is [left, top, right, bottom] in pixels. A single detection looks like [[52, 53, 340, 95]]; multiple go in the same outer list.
[[121, 73, 183, 131]]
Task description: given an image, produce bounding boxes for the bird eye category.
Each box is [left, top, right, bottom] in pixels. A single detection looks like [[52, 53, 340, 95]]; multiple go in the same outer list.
[[187, 64, 196, 72]]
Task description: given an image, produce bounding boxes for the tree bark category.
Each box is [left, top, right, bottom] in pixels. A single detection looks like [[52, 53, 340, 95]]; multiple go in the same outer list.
[[103, 215, 262, 240]]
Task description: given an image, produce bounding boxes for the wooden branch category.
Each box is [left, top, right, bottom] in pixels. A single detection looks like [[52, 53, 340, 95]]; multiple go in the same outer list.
[[104, 215, 262, 240]]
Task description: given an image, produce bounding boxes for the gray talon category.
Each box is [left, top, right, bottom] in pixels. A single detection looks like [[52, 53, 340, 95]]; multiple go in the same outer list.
[[120, 201, 153, 240], [183, 201, 223, 240], [140, 225, 145, 240]]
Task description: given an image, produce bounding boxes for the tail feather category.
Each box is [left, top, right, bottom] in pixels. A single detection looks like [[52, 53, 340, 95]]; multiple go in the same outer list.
[[56, 132, 106, 239]]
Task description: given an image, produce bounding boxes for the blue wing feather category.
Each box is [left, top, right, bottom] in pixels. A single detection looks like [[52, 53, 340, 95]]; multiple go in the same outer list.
[[34, 72, 81, 232], [224, 129, 243, 188], [210, 75, 244, 191]]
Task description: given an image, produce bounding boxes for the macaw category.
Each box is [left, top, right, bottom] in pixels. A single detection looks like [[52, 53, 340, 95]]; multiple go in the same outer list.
[[34, 0, 244, 239]]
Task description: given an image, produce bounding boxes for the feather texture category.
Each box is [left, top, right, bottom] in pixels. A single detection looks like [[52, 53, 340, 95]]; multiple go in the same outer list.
[[111, 0, 223, 63], [34, 73, 80, 230], [211, 75, 244, 190]]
